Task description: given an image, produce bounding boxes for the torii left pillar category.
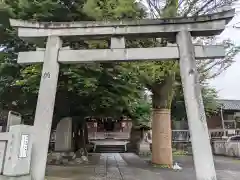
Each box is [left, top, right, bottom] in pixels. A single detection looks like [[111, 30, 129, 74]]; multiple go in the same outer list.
[[31, 36, 62, 180]]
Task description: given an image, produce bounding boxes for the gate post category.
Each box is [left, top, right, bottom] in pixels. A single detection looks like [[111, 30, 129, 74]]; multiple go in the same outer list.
[[31, 36, 62, 180], [176, 30, 217, 180]]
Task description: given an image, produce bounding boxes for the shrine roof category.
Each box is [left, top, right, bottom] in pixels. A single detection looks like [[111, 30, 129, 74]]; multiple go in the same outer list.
[[217, 99, 240, 111]]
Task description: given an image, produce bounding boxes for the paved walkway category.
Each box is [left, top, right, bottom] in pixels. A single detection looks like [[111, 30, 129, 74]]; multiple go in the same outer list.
[[46, 153, 240, 180], [46, 153, 161, 180]]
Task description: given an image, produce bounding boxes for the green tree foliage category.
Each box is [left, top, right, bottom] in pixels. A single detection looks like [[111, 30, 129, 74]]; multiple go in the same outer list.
[[4, 0, 90, 21], [145, 0, 240, 82], [142, 0, 240, 121], [83, 0, 145, 20], [0, 0, 238, 128], [0, 0, 150, 125], [124, 91, 152, 126], [171, 84, 218, 122]]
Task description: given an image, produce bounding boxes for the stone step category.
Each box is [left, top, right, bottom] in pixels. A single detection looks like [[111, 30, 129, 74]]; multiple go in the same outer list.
[[95, 145, 126, 153]]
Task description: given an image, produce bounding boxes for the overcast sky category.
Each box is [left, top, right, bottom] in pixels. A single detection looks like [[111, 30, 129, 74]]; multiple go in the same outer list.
[[210, 1, 240, 100]]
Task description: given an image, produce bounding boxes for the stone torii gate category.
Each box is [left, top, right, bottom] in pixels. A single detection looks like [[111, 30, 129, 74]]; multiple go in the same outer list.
[[10, 10, 234, 180]]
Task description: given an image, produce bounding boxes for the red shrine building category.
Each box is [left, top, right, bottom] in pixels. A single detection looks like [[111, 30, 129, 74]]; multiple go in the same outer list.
[[86, 117, 132, 140]]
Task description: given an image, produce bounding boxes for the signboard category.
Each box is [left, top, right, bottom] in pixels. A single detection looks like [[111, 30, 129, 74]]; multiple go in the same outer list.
[[19, 134, 29, 158], [228, 129, 236, 135]]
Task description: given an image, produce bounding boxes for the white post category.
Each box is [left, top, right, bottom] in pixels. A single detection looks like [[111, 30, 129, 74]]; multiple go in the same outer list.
[[31, 36, 62, 180], [176, 31, 217, 180], [220, 106, 227, 136]]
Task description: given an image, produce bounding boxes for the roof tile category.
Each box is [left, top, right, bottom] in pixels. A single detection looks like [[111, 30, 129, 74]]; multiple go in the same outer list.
[[217, 99, 240, 110]]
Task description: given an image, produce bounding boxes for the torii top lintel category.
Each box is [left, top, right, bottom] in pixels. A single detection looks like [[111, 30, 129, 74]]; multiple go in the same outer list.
[[10, 10, 234, 40]]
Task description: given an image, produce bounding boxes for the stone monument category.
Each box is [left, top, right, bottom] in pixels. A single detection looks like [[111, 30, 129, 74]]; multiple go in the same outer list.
[[55, 117, 73, 152]]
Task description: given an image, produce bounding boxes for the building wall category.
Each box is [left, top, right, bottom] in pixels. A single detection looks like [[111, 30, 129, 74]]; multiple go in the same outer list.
[[87, 120, 132, 133], [207, 115, 222, 129], [207, 110, 239, 129]]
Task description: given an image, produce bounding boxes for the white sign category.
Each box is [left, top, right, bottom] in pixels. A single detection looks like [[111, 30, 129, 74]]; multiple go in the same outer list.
[[228, 129, 236, 135], [19, 134, 29, 158]]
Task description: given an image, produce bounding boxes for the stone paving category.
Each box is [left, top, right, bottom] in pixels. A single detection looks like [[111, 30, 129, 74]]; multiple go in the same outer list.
[[46, 153, 240, 180], [138, 155, 240, 180], [46, 153, 162, 180]]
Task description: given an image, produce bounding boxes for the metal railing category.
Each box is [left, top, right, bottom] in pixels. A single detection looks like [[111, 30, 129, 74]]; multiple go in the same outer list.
[[50, 129, 240, 143], [172, 129, 240, 142], [172, 130, 190, 142], [88, 131, 130, 140], [209, 129, 240, 139]]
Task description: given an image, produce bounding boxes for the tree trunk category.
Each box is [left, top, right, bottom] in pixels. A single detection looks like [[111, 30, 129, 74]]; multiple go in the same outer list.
[[73, 117, 88, 156], [127, 126, 142, 154], [151, 75, 174, 166], [152, 108, 172, 165], [84, 123, 89, 144], [79, 128, 88, 156], [73, 124, 80, 152]]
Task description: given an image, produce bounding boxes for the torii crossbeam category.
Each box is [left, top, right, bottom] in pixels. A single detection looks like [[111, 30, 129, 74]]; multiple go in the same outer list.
[[10, 9, 235, 180], [18, 45, 225, 64]]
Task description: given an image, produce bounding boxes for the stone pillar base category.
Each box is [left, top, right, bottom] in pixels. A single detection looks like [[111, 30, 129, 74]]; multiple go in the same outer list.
[[0, 175, 31, 180]]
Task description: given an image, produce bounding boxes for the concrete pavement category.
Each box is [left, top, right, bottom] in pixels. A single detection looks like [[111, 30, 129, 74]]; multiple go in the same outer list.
[[46, 153, 240, 180]]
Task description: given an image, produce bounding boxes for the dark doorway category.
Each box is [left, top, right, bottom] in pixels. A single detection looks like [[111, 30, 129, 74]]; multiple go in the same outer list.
[[104, 119, 114, 131]]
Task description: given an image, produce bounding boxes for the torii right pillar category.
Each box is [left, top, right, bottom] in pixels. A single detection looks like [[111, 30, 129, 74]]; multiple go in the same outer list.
[[177, 30, 216, 180]]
